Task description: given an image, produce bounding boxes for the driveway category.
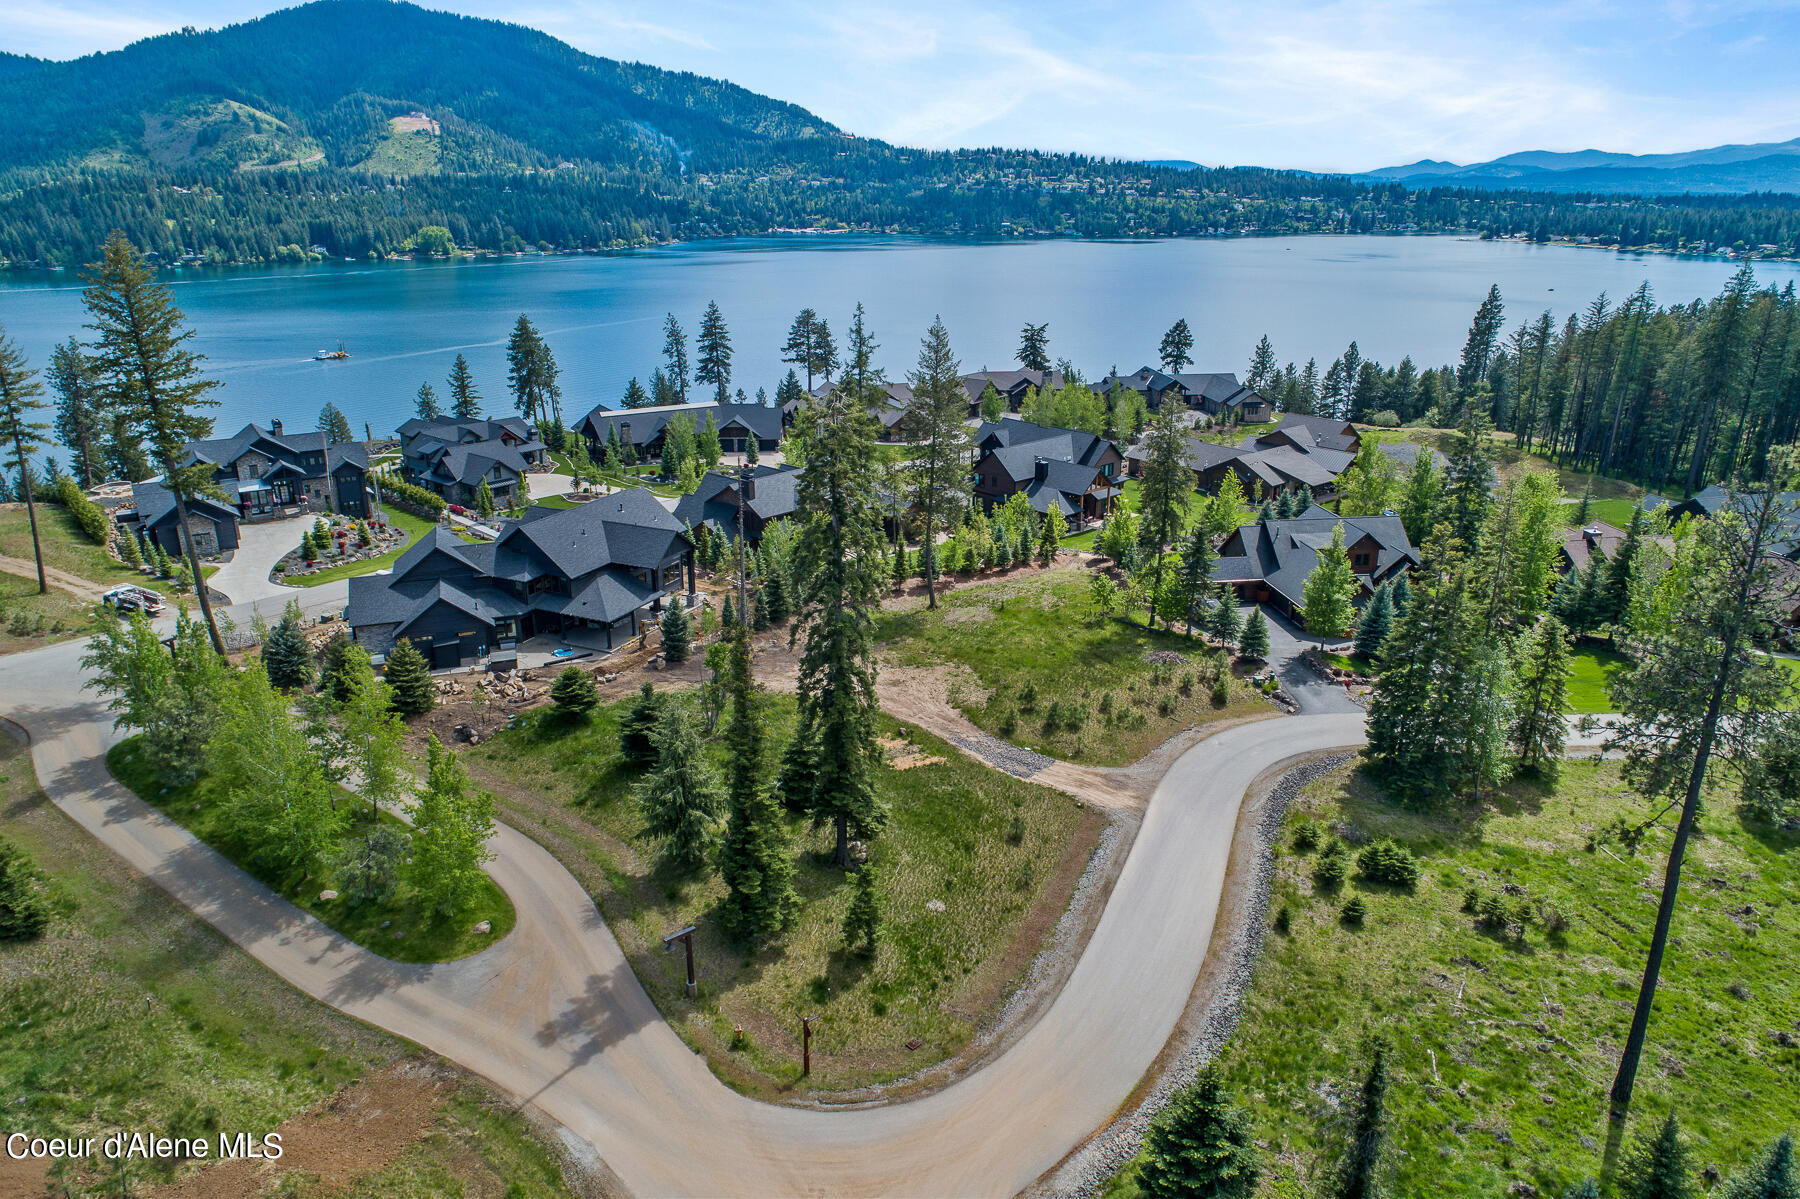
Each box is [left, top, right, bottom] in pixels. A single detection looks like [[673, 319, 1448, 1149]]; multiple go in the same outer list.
[[1256, 603, 1365, 714], [527, 471, 573, 501], [206, 515, 307, 609], [5, 633, 1365, 1198]]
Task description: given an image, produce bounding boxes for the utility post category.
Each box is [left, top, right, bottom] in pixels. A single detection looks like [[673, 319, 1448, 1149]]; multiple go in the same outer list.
[[800, 1015, 815, 1077], [662, 924, 697, 998]]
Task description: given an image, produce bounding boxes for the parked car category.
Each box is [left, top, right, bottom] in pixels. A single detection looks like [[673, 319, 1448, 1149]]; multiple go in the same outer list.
[[101, 584, 166, 616]]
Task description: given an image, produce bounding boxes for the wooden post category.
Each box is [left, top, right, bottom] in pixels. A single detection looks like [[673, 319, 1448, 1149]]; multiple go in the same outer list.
[[801, 1016, 814, 1077], [662, 925, 697, 998]]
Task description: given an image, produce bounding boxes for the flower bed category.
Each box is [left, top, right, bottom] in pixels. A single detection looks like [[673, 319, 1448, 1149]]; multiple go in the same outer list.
[[273, 513, 409, 582]]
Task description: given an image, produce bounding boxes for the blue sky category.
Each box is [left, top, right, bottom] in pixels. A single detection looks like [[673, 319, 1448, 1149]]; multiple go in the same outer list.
[[7, 0, 1799, 171]]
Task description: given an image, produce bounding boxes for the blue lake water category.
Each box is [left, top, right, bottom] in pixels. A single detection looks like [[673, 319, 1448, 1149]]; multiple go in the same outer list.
[[0, 234, 1794, 443]]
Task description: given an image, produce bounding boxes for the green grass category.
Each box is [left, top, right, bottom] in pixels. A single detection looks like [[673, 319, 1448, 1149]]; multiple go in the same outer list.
[[107, 736, 514, 963], [1568, 643, 1629, 713], [1565, 497, 1644, 529], [0, 502, 145, 590], [877, 569, 1270, 766], [0, 731, 570, 1199], [0, 570, 99, 654], [460, 690, 1097, 1096], [1106, 759, 1800, 1198], [532, 493, 580, 510], [286, 504, 434, 587]]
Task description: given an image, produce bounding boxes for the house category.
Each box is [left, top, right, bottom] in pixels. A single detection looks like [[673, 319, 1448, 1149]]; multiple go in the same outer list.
[[673, 465, 803, 542], [793, 381, 921, 442], [125, 480, 242, 558], [1125, 436, 1352, 503], [1559, 522, 1627, 575], [960, 369, 1066, 415], [183, 418, 371, 519], [579, 401, 784, 459], [1212, 512, 1420, 623], [346, 488, 694, 668], [972, 419, 1124, 526], [1666, 485, 1800, 558], [1251, 414, 1361, 456], [1097, 367, 1272, 421], [398, 417, 548, 508]]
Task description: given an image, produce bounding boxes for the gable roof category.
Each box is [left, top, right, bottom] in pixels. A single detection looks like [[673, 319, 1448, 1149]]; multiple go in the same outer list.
[[579, 401, 782, 446], [129, 479, 240, 528], [1213, 512, 1418, 610], [1259, 414, 1359, 454], [184, 422, 369, 479], [672, 465, 804, 532]]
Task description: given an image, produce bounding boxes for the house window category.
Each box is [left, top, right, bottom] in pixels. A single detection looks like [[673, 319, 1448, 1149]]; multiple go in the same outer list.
[[1102, 462, 1114, 478], [1353, 552, 1372, 569]]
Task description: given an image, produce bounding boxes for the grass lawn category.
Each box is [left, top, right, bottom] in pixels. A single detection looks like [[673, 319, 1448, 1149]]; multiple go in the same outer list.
[[459, 689, 1099, 1096], [532, 493, 579, 510], [0, 570, 99, 654], [107, 736, 514, 963], [1105, 758, 1800, 1198], [0, 731, 570, 1199], [1564, 497, 1644, 529], [287, 504, 434, 588], [1568, 643, 1629, 713], [0, 502, 144, 590], [877, 570, 1270, 766]]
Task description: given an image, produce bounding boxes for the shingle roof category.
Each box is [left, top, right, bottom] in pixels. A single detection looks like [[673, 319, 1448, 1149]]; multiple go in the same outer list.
[[129, 479, 239, 528], [1262, 414, 1359, 454], [495, 487, 688, 575], [579, 401, 783, 446], [1216, 512, 1419, 609], [184, 422, 369, 482], [672, 465, 804, 532]]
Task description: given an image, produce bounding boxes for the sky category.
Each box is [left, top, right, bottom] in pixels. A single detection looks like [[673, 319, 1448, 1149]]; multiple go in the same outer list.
[[6, 0, 1800, 172]]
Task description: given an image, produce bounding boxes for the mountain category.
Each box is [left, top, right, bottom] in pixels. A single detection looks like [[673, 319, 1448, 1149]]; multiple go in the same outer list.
[[1365, 138, 1800, 195], [0, 0, 841, 175]]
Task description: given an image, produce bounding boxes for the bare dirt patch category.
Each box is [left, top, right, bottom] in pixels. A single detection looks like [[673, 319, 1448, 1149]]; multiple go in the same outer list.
[[149, 1061, 452, 1198]]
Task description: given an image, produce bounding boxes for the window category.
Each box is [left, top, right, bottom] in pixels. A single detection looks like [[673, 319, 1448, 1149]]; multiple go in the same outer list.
[[1102, 462, 1114, 478], [1352, 552, 1372, 569]]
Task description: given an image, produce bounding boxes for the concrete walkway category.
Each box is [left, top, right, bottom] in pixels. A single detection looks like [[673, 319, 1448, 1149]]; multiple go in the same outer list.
[[6, 633, 1365, 1197]]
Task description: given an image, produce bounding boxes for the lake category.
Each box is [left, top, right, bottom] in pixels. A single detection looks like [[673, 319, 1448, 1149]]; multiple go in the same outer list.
[[1, 234, 1794, 443]]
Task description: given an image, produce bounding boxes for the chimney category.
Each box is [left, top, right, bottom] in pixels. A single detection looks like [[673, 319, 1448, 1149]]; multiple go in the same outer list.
[[1034, 457, 1049, 482], [1583, 526, 1601, 549], [742, 474, 756, 502], [270, 417, 283, 436]]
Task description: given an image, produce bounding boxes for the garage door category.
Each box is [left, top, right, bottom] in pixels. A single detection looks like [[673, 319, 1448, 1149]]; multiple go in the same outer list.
[[430, 640, 462, 670]]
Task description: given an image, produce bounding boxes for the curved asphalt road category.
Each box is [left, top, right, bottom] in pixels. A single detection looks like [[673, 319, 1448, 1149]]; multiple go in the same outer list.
[[7, 626, 1364, 1198]]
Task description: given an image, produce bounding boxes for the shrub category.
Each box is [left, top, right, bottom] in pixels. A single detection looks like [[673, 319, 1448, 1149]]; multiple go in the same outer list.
[[1365, 410, 1402, 428], [378, 476, 447, 519], [1461, 885, 1481, 913], [0, 836, 51, 941], [1273, 904, 1291, 934], [1341, 894, 1369, 924], [54, 475, 111, 544], [1314, 840, 1351, 887], [1291, 819, 1322, 853], [1017, 680, 1039, 712], [551, 665, 599, 718], [1355, 839, 1421, 888], [1210, 677, 1231, 707]]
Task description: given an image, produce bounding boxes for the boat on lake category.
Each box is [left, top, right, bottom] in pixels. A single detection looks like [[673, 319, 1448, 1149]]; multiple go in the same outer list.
[[312, 343, 350, 361]]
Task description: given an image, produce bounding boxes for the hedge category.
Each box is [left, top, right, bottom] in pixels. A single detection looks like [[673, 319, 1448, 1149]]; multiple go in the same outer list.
[[376, 475, 446, 519], [54, 475, 112, 545]]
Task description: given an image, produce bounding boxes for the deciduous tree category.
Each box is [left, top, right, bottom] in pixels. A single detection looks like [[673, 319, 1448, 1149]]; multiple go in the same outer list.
[[410, 734, 495, 918]]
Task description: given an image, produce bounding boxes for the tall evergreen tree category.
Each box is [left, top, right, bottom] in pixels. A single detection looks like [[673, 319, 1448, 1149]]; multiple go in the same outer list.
[[787, 365, 887, 866], [1442, 400, 1496, 553], [384, 635, 435, 716], [0, 328, 50, 595], [695, 300, 732, 402], [1618, 1114, 1696, 1199], [1138, 1064, 1261, 1199], [1458, 284, 1506, 389], [619, 681, 667, 768], [1136, 406, 1193, 629], [48, 338, 105, 487], [659, 596, 692, 662], [82, 232, 227, 652], [1352, 582, 1393, 659], [1239, 606, 1270, 660], [661, 313, 690, 402], [1247, 334, 1277, 392], [414, 380, 442, 420], [621, 375, 650, 409], [1604, 460, 1800, 1113], [318, 401, 354, 444], [1206, 581, 1242, 646], [1159, 318, 1194, 374], [1508, 614, 1571, 774], [1177, 524, 1216, 635], [447, 353, 481, 418], [506, 313, 561, 425], [783, 308, 821, 388], [635, 700, 725, 872], [1322, 1037, 1392, 1199], [1600, 502, 1651, 627], [906, 316, 973, 610], [1018, 321, 1051, 372], [261, 610, 314, 690], [717, 624, 795, 941]]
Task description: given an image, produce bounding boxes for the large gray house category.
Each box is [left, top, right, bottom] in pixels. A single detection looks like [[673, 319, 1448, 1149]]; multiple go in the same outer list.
[[183, 419, 372, 519], [347, 488, 695, 668], [397, 416, 548, 508], [579, 401, 784, 459]]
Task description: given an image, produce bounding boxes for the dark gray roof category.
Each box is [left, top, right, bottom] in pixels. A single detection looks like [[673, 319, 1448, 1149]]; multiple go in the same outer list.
[[493, 487, 688, 575], [579, 401, 783, 446], [397, 416, 536, 445], [129, 479, 239, 528], [1261, 414, 1359, 454], [1214, 512, 1419, 609], [184, 422, 369, 482], [672, 465, 803, 532]]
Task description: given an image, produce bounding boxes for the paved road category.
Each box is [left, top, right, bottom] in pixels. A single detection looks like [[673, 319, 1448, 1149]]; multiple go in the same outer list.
[[6, 635, 1365, 1198], [1258, 605, 1364, 715], [206, 515, 308, 607]]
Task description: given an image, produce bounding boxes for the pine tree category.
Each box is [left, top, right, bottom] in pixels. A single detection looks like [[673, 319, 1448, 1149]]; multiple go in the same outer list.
[[1207, 582, 1242, 646], [475, 478, 495, 519], [1302, 524, 1358, 646], [382, 636, 434, 716], [1389, 573, 1411, 613], [619, 682, 666, 768], [318, 631, 362, 704], [695, 300, 732, 402], [635, 701, 725, 871], [1160, 318, 1194, 374], [1720, 1134, 1798, 1199], [410, 734, 495, 918], [1137, 406, 1193, 629], [1247, 334, 1277, 391], [506, 313, 561, 424], [787, 350, 888, 866], [1322, 1037, 1391, 1199], [1275, 488, 1297, 519], [1018, 321, 1051, 372], [261, 611, 315, 690], [1036, 504, 1065, 567], [907, 317, 973, 609], [447, 353, 482, 418], [842, 863, 881, 956], [1353, 583, 1393, 659], [0, 328, 50, 595], [621, 376, 650, 410], [1618, 1114, 1696, 1199], [551, 664, 599, 718], [1443, 401, 1496, 552], [660, 599, 692, 662], [0, 836, 51, 942], [1508, 615, 1571, 774], [318, 401, 354, 445], [783, 308, 821, 388], [1600, 503, 1651, 627], [1138, 1064, 1261, 1199], [717, 625, 795, 941], [1176, 525, 1215, 635], [662, 313, 689, 402], [83, 233, 226, 651], [415, 380, 442, 420], [891, 541, 909, 591], [1239, 606, 1270, 660]]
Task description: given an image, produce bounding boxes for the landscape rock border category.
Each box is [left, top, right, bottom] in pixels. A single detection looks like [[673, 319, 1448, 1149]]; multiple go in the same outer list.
[[1038, 751, 1355, 1198]]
